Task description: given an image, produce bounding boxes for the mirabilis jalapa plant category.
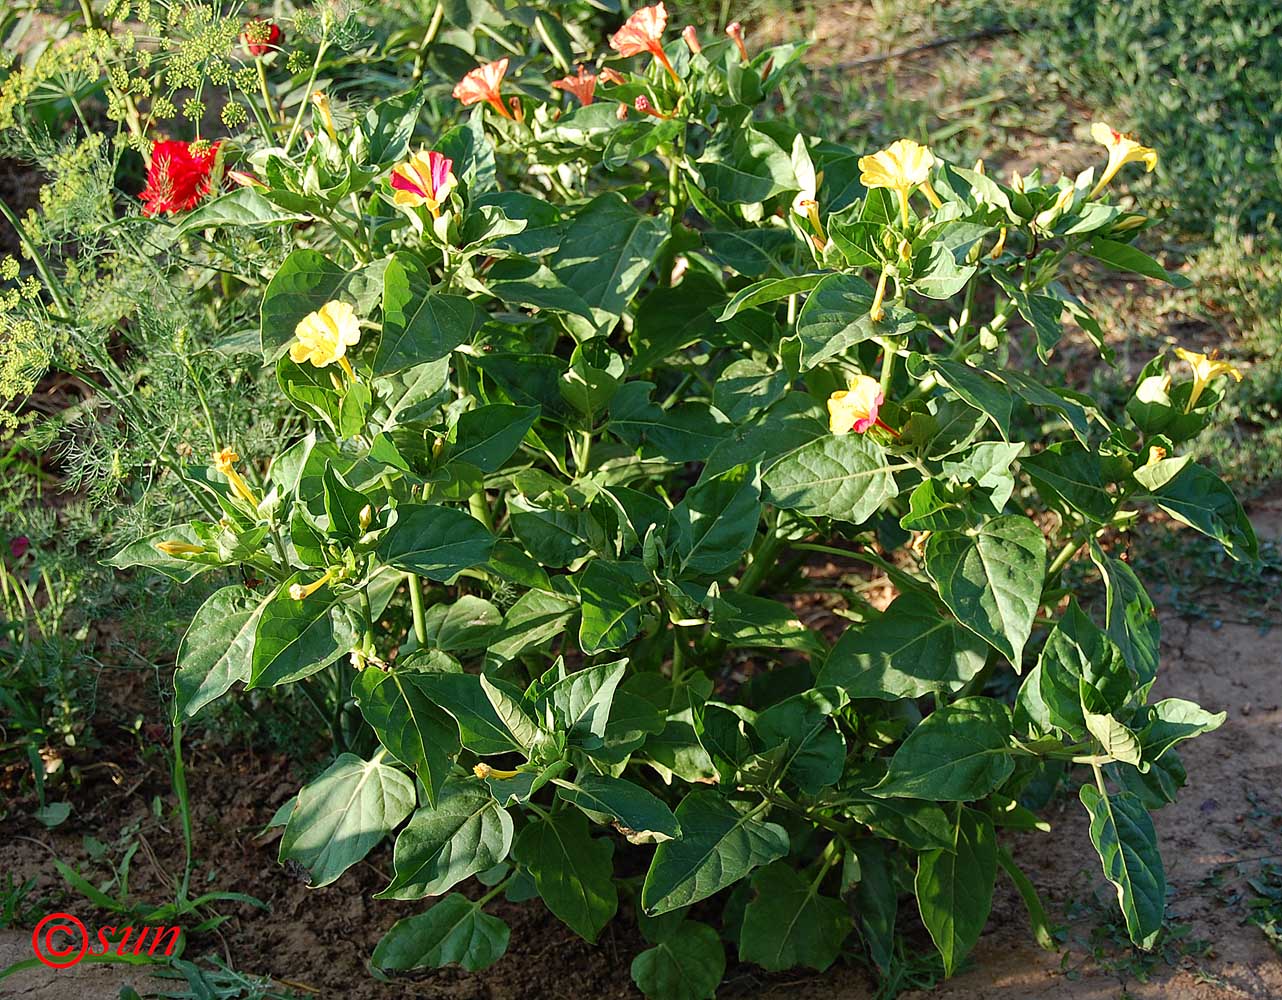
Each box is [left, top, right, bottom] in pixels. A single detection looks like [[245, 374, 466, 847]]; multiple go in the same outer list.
[[107, 3, 1255, 993]]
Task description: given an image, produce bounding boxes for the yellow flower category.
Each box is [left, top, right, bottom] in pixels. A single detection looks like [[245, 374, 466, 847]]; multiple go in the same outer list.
[[473, 763, 520, 780], [1144, 444, 1167, 466], [1089, 122, 1157, 199], [154, 540, 205, 557], [212, 447, 261, 508], [1174, 347, 1242, 410], [859, 139, 938, 226], [793, 197, 826, 250], [390, 149, 456, 217], [291, 300, 361, 380], [1034, 185, 1076, 228], [289, 571, 332, 602], [827, 374, 884, 435]]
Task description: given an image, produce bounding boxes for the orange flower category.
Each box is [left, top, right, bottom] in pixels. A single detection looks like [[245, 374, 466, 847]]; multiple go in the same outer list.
[[609, 3, 680, 85], [453, 58, 513, 119], [552, 65, 597, 106]]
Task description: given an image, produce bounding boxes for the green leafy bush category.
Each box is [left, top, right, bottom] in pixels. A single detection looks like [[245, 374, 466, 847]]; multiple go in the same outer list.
[[3, 1, 1253, 993]]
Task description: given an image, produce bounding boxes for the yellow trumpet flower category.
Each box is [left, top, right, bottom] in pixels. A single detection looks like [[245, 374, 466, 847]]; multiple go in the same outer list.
[[793, 197, 827, 250], [827, 374, 885, 435], [213, 447, 261, 508], [291, 300, 361, 381], [1089, 122, 1158, 199], [289, 570, 333, 602], [1175, 347, 1242, 410], [155, 540, 205, 557], [473, 763, 520, 780], [859, 138, 938, 227]]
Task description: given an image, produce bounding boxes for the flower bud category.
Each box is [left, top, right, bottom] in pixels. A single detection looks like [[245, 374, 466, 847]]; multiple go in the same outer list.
[[682, 25, 701, 54]]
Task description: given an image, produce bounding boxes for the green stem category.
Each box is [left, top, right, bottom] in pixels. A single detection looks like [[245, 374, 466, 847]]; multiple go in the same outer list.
[[737, 509, 785, 597], [879, 339, 897, 395], [407, 571, 428, 646], [171, 724, 194, 903], [255, 57, 279, 126], [469, 490, 495, 532], [0, 197, 70, 315], [284, 36, 330, 154], [412, 1, 446, 81]]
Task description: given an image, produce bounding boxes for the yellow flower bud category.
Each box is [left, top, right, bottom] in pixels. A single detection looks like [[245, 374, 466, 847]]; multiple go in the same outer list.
[[289, 571, 332, 602], [212, 447, 261, 508], [473, 763, 520, 780], [155, 540, 205, 557]]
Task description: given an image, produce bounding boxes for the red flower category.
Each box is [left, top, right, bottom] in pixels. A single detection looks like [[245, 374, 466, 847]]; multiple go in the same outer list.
[[552, 65, 597, 106], [609, 3, 680, 85], [9, 536, 29, 559], [453, 59, 513, 119], [140, 140, 220, 216], [241, 20, 283, 57]]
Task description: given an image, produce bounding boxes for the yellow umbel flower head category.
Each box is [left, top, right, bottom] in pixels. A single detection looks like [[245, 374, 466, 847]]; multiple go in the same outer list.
[[291, 300, 361, 380], [859, 139, 939, 226], [1089, 122, 1158, 199], [1174, 347, 1242, 410]]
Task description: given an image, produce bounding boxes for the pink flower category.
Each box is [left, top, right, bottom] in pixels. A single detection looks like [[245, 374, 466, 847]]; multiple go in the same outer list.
[[390, 149, 456, 216], [452, 59, 513, 119], [9, 536, 29, 559], [609, 3, 680, 84], [552, 65, 597, 106]]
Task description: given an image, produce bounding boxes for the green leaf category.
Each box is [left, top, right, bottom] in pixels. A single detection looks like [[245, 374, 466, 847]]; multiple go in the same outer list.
[[170, 187, 308, 235], [630, 921, 725, 1000], [487, 589, 578, 663], [322, 464, 368, 541], [260, 249, 350, 361], [1023, 600, 1131, 738], [556, 775, 681, 842], [1134, 457, 1258, 559], [249, 574, 360, 688], [754, 689, 847, 794], [642, 789, 789, 915], [104, 524, 213, 583], [672, 470, 762, 576], [411, 672, 524, 754], [514, 811, 618, 942], [279, 752, 416, 887], [764, 433, 898, 524], [793, 272, 875, 369], [925, 515, 1047, 667], [479, 675, 540, 750], [376, 254, 478, 375], [372, 894, 509, 973], [173, 586, 264, 721], [1135, 698, 1225, 762], [1090, 540, 1161, 686], [376, 504, 495, 581], [708, 591, 826, 656], [739, 862, 853, 972], [535, 659, 628, 745], [844, 795, 956, 851], [997, 846, 1056, 951], [851, 839, 897, 973], [423, 595, 502, 652], [379, 778, 513, 899], [1079, 783, 1166, 949], [353, 667, 461, 805], [875, 697, 1015, 801], [717, 273, 827, 321], [578, 560, 648, 652], [1022, 442, 1115, 521], [1088, 237, 1189, 286], [713, 359, 789, 424], [915, 806, 997, 976], [552, 193, 668, 328], [360, 84, 425, 167], [818, 592, 987, 700]]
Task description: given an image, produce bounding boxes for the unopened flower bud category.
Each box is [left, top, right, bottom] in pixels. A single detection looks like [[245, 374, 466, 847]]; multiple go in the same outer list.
[[726, 21, 749, 62], [682, 26, 701, 54], [358, 504, 373, 531]]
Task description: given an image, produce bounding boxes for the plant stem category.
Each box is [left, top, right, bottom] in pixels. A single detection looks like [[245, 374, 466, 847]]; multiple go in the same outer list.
[[879, 338, 897, 394], [469, 490, 495, 532], [407, 571, 428, 646], [171, 724, 194, 903], [285, 35, 330, 154]]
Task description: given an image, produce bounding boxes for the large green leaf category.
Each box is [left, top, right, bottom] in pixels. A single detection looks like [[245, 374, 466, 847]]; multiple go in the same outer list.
[[376, 254, 478, 375], [850, 839, 897, 973], [642, 790, 789, 915], [376, 504, 495, 581], [372, 894, 509, 973], [818, 592, 988, 700], [875, 697, 1015, 801], [717, 273, 827, 321], [1090, 540, 1161, 686], [1022, 442, 1114, 521], [534, 659, 628, 744], [514, 811, 618, 941], [1134, 456, 1257, 560], [630, 921, 725, 1000], [173, 586, 264, 721], [578, 560, 648, 652], [925, 515, 1047, 667], [278, 752, 416, 887], [738, 862, 853, 972], [446, 404, 539, 473], [915, 806, 997, 976], [353, 667, 462, 805], [1080, 783, 1166, 949], [1135, 699, 1225, 763], [754, 689, 847, 794], [249, 574, 360, 688], [551, 193, 667, 327], [764, 433, 898, 523], [379, 778, 513, 899], [556, 774, 681, 842], [671, 470, 761, 576]]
